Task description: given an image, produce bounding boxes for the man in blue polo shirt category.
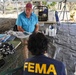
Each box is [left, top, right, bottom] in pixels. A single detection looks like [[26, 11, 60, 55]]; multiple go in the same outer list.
[[23, 32, 66, 75], [16, 2, 39, 59]]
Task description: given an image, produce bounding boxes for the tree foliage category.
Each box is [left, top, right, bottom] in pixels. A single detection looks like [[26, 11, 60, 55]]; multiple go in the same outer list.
[[50, 2, 56, 6], [42, 1, 57, 9], [67, 2, 76, 11]]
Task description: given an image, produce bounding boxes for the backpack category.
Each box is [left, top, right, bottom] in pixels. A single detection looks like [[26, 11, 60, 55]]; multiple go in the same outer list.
[[13, 25, 18, 31]]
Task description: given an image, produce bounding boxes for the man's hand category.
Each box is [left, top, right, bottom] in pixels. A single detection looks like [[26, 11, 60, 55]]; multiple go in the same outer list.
[[17, 26, 24, 32]]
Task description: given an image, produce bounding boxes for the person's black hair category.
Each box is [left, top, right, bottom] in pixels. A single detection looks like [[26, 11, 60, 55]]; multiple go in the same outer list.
[[28, 32, 48, 55]]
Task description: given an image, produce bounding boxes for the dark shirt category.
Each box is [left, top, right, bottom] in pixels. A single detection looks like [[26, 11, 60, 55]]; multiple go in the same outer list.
[[23, 54, 66, 75]]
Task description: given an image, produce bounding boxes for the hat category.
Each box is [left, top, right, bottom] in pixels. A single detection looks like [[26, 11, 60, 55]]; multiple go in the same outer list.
[[26, 3, 32, 8]]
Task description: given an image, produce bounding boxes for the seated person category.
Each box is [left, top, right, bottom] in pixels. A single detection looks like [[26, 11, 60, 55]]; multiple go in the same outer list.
[[16, 2, 39, 59], [23, 32, 66, 75]]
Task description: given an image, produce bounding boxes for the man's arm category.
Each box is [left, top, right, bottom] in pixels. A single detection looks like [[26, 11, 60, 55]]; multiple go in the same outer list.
[[16, 14, 24, 32], [17, 26, 24, 32], [34, 24, 39, 33]]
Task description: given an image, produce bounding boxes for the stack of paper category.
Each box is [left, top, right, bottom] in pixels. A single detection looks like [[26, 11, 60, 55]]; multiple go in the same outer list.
[[13, 31, 31, 38], [0, 34, 11, 42]]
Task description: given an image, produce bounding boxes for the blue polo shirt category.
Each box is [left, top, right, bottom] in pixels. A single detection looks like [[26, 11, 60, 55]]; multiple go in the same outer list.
[[16, 11, 38, 33], [23, 55, 66, 75]]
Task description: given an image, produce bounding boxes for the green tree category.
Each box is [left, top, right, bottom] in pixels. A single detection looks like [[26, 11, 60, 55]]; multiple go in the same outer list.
[[67, 2, 76, 11], [50, 2, 56, 6], [42, 1, 47, 6], [42, 1, 57, 10]]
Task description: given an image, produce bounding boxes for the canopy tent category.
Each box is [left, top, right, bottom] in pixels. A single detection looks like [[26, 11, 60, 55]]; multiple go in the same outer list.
[[17, 0, 76, 2]]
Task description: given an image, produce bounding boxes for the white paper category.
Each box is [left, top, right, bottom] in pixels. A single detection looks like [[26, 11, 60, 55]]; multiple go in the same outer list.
[[6, 30, 31, 38], [13, 31, 31, 38]]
